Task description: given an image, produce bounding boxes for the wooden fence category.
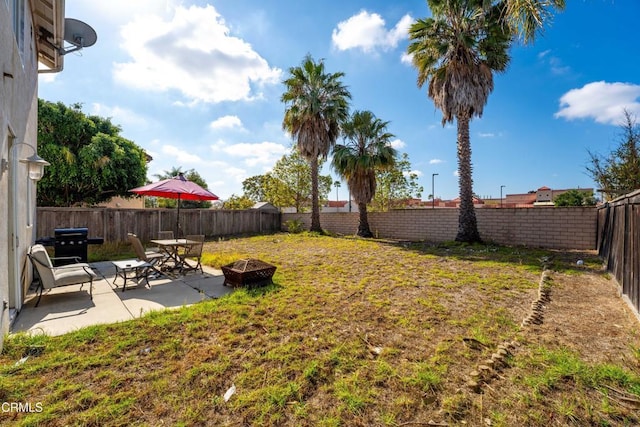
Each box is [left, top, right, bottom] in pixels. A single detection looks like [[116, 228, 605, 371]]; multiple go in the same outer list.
[[36, 208, 282, 243], [597, 190, 640, 316]]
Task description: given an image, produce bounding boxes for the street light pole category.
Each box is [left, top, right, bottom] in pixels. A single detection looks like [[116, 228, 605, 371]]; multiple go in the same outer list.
[[432, 173, 439, 209], [500, 185, 506, 208]]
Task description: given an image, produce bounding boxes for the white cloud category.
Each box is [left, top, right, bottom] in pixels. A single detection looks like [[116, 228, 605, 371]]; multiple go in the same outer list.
[[390, 138, 406, 149], [211, 140, 287, 167], [113, 5, 282, 104], [549, 57, 570, 75], [161, 144, 203, 163], [209, 115, 245, 131], [74, 0, 179, 25], [332, 11, 413, 53], [429, 159, 444, 165], [537, 49, 551, 59], [400, 51, 413, 65], [453, 170, 459, 177], [404, 169, 423, 178], [537, 49, 571, 76], [149, 143, 251, 197], [90, 103, 149, 128], [555, 81, 640, 125], [38, 73, 57, 84], [478, 132, 495, 138]]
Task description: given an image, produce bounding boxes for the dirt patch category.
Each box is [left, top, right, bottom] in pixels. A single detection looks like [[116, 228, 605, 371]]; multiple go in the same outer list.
[[531, 270, 640, 365], [476, 261, 640, 426]]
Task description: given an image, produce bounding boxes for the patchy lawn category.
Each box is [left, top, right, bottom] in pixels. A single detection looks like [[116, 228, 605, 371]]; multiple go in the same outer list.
[[1, 233, 639, 426]]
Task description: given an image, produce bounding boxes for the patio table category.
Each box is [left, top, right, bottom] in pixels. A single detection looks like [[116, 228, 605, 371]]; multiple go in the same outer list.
[[150, 239, 198, 273], [112, 259, 152, 291]]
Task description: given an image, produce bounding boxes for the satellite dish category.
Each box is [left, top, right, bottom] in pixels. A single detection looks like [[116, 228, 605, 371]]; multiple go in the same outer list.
[[60, 18, 97, 55]]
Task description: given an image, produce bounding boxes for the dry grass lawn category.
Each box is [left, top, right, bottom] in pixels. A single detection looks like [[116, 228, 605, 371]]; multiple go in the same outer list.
[[1, 233, 639, 426]]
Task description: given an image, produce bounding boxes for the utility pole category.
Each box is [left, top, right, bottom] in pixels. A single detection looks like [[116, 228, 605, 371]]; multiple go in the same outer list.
[[432, 173, 439, 209]]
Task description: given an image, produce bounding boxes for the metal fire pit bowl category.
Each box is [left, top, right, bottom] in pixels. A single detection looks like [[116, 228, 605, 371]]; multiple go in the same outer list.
[[221, 259, 276, 288]]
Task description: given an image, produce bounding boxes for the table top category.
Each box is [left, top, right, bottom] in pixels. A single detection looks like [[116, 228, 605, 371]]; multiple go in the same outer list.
[[150, 239, 198, 247], [113, 259, 151, 269]]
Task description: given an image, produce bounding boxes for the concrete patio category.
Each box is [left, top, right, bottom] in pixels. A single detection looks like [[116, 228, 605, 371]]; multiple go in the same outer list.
[[10, 261, 234, 337]]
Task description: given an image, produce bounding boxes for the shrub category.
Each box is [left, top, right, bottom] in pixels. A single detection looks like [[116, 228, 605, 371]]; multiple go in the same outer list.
[[285, 219, 305, 234]]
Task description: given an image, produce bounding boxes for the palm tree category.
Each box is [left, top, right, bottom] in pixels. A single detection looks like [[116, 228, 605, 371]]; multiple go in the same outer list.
[[282, 55, 351, 233], [408, 0, 511, 243], [332, 110, 396, 238], [333, 180, 341, 202], [154, 166, 184, 182]]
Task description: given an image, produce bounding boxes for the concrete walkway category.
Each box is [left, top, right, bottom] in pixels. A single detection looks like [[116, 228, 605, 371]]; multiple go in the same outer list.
[[10, 261, 234, 337]]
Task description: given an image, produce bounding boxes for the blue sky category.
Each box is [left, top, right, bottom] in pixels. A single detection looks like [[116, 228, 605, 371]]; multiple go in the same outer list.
[[39, 0, 640, 201]]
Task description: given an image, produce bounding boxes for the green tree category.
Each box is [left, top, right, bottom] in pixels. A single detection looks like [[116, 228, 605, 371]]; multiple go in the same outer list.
[[242, 174, 277, 203], [223, 194, 255, 210], [242, 149, 333, 212], [587, 111, 640, 200], [282, 55, 351, 232], [332, 110, 397, 237], [271, 149, 333, 212], [37, 99, 148, 206], [371, 153, 424, 211], [408, 0, 511, 243], [152, 167, 213, 209], [554, 189, 596, 207]]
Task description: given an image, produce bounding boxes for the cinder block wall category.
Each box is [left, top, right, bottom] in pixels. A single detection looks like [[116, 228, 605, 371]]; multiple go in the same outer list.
[[282, 207, 597, 250]]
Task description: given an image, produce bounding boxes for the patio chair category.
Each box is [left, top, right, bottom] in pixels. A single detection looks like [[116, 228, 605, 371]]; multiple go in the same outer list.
[[180, 235, 204, 273], [147, 230, 174, 253], [127, 233, 166, 276], [157, 230, 174, 240], [27, 244, 97, 307]]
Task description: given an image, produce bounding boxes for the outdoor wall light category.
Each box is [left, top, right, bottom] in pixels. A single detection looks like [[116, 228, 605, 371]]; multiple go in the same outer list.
[[0, 143, 50, 182], [21, 152, 50, 181]]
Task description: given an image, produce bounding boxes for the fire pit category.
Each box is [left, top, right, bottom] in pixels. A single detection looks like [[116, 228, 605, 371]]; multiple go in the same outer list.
[[221, 259, 276, 288]]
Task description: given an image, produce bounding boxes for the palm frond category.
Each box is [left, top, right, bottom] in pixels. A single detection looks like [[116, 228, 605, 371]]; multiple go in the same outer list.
[[502, 0, 565, 44], [409, 0, 510, 124]]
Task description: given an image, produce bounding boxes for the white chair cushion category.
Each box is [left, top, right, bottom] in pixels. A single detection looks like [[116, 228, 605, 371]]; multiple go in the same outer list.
[[51, 264, 96, 288]]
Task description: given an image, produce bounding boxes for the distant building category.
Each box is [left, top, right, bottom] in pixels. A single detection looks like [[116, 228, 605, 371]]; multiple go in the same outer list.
[[281, 200, 359, 213], [534, 186, 554, 205], [99, 196, 144, 209], [284, 187, 594, 212], [433, 186, 594, 208], [322, 200, 358, 213], [506, 186, 594, 207], [252, 202, 280, 212]]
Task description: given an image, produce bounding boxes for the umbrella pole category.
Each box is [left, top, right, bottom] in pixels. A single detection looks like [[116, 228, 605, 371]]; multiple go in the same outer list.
[[176, 194, 181, 238]]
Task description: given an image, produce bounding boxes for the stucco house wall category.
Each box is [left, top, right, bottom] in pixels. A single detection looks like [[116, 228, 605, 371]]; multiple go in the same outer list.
[[0, 0, 63, 349]]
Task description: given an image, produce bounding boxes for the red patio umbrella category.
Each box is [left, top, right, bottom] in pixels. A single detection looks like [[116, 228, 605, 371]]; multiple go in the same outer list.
[[130, 173, 219, 237]]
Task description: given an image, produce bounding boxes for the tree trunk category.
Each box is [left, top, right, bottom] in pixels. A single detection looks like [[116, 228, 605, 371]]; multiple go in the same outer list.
[[357, 201, 373, 237], [455, 115, 482, 243], [309, 157, 322, 232]]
